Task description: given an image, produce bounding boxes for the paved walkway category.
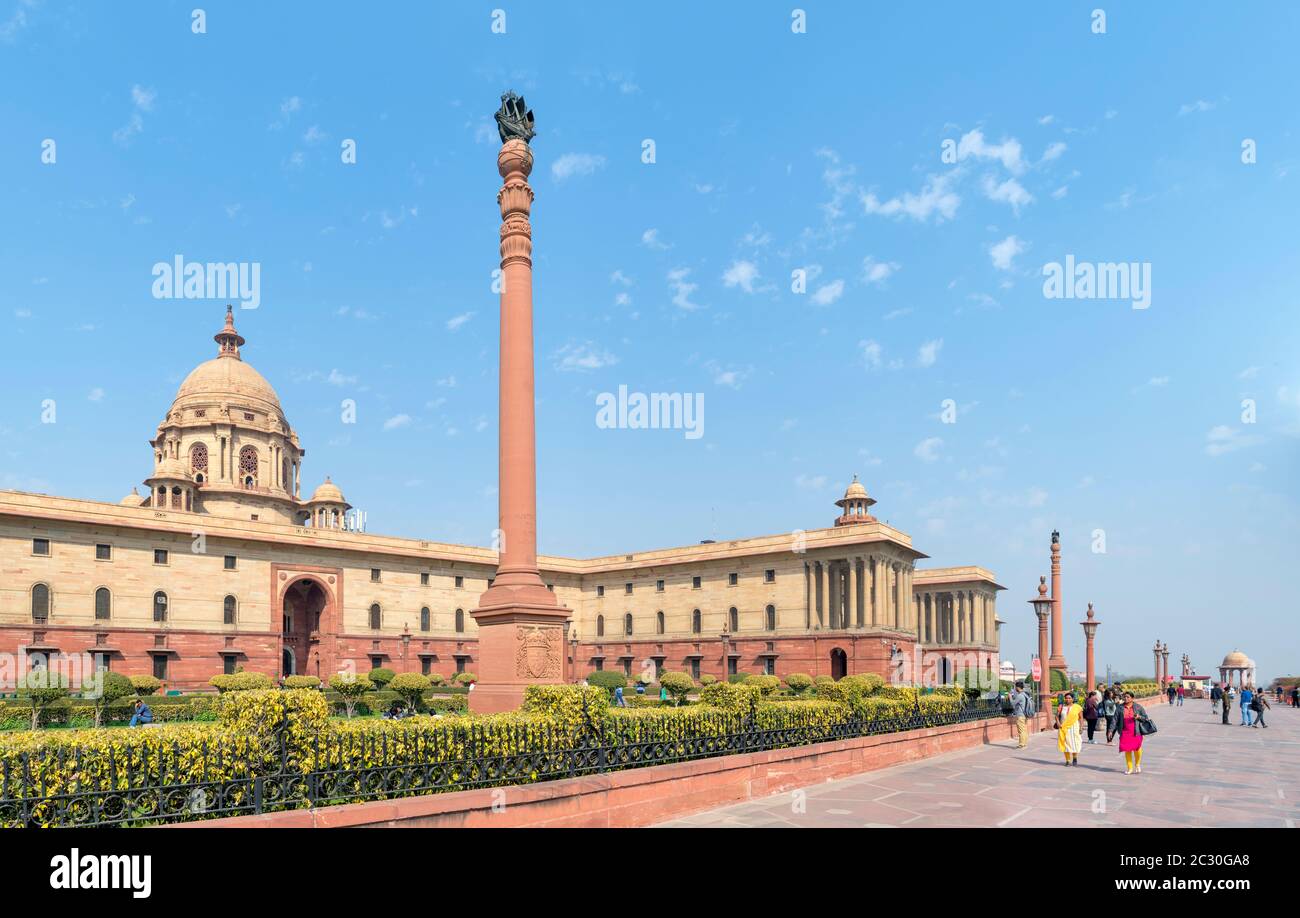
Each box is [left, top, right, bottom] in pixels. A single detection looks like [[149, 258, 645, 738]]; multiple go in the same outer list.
[[657, 699, 1300, 827]]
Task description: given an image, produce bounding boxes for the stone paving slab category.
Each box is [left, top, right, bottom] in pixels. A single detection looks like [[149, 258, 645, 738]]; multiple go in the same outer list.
[[655, 700, 1300, 828]]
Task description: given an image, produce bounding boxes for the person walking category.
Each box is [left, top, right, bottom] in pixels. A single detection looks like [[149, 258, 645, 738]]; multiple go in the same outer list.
[[1166, 682, 1177, 705], [1010, 680, 1032, 749], [1210, 682, 1221, 715], [1100, 689, 1118, 744], [1252, 690, 1269, 728], [614, 685, 628, 708], [1291, 686, 1299, 709], [1083, 690, 1101, 744], [1176, 684, 1185, 706], [1108, 690, 1151, 775], [1222, 684, 1234, 725], [1056, 691, 1083, 766], [1241, 685, 1255, 726]]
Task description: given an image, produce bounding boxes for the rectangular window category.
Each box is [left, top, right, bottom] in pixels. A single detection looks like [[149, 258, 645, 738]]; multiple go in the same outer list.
[[728, 657, 738, 676], [623, 659, 632, 677], [223, 656, 236, 675], [690, 659, 700, 680], [764, 658, 776, 676], [597, 585, 605, 598], [594, 659, 604, 672], [370, 655, 384, 670], [656, 580, 665, 593], [370, 568, 381, 582], [764, 569, 775, 583], [32, 538, 50, 556], [455, 575, 464, 589], [692, 576, 701, 589], [420, 572, 430, 586], [728, 572, 738, 586], [456, 657, 466, 674], [152, 655, 168, 681], [625, 582, 633, 595], [547, 583, 554, 591], [95, 654, 111, 674], [421, 657, 432, 676], [223, 555, 236, 570], [95, 544, 112, 561], [154, 549, 168, 565]]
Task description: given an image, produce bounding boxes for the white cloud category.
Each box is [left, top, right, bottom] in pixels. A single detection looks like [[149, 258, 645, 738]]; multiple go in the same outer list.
[[1041, 141, 1067, 162], [810, 279, 844, 306], [989, 234, 1025, 271], [303, 124, 327, 145], [551, 152, 606, 182], [861, 256, 899, 286], [610, 270, 634, 287], [705, 360, 751, 389], [917, 339, 943, 368], [446, 312, 474, 332], [667, 267, 703, 311], [641, 228, 670, 250], [88, 388, 105, 402], [795, 473, 828, 490], [721, 260, 760, 293], [982, 175, 1033, 213], [957, 129, 1026, 174], [553, 342, 618, 372], [861, 172, 960, 223], [1204, 425, 1261, 456], [383, 414, 412, 431], [914, 437, 943, 462], [327, 369, 356, 386], [858, 339, 883, 370], [1178, 99, 1215, 116], [1238, 366, 1262, 380], [131, 85, 156, 112]]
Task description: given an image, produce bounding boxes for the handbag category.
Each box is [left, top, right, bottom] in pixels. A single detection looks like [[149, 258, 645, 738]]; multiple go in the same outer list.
[[1136, 714, 1157, 736]]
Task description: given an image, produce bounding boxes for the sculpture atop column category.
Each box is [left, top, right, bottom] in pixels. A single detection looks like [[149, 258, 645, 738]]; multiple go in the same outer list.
[[471, 93, 571, 713]]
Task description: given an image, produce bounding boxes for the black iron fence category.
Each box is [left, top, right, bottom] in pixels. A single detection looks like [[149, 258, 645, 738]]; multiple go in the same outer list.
[[0, 697, 1009, 828]]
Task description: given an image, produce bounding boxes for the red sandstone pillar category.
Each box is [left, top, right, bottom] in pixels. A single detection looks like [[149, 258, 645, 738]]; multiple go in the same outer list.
[[1153, 641, 1162, 685], [1080, 603, 1099, 693], [469, 125, 570, 714], [1048, 530, 1066, 676]]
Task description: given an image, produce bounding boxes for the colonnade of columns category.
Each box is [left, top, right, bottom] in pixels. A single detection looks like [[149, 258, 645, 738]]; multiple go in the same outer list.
[[1217, 666, 1256, 689], [803, 555, 913, 632], [916, 589, 996, 647]]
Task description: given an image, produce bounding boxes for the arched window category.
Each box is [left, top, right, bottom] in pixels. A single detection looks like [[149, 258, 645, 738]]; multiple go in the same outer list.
[[153, 591, 168, 622], [656, 611, 665, 634], [691, 609, 701, 634], [31, 583, 50, 622], [596, 615, 605, 637], [420, 607, 431, 632], [368, 603, 381, 630], [624, 613, 633, 636], [239, 446, 258, 488], [223, 595, 237, 625], [190, 442, 208, 475], [282, 458, 290, 489], [454, 608, 465, 633], [95, 587, 111, 620], [765, 604, 776, 631], [728, 607, 739, 632]]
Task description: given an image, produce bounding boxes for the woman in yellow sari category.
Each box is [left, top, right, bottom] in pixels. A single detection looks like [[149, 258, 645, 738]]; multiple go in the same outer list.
[[1056, 691, 1083, 765]]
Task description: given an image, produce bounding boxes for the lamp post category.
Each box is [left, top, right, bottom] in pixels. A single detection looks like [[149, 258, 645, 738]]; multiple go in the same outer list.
[[1160, 643, 1170, 694], [1029, 576, 1053, 724], [568, 627, 579, 684], [1080, 603, 1099, 692], [720, 624, 732, 682], [1153, 640, 1162, 685]]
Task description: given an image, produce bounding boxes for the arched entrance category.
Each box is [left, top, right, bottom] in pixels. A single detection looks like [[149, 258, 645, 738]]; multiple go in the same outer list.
[[830, 647, 848, 680], [282, 579, 327, 679]]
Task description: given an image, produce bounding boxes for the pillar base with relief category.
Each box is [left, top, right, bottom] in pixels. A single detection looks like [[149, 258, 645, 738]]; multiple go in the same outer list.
[[469, 580, 570, 714]]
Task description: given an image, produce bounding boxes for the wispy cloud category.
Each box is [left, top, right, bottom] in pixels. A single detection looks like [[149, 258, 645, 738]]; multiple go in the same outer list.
[[551, 152, 606, 182]]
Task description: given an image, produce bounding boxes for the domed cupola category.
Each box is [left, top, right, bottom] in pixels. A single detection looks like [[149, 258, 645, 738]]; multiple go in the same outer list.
[[301, 477, 352, 529], [145, 457, 197, 512], [140, 307, 307, 525], [834, 475, 877, 526]]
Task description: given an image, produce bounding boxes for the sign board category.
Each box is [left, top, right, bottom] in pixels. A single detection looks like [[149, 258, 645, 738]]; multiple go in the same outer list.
[[1031, 657, 1042, 682]]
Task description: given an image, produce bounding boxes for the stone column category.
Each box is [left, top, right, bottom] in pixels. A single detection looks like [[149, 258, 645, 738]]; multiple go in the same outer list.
[[1153, 642, 1162, 684], [1081, 603, 1099, 693], [849, 557, 861, 628], [1049, 531, 1066, 676], [804, 561, 812, 629], [471, 127, 570, 713], [870, 557, 881, 626], [818, 559, 829, 628]]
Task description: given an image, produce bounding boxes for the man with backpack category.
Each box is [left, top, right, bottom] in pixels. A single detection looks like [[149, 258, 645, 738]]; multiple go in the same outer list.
[[1251, 690, 1269, 728]]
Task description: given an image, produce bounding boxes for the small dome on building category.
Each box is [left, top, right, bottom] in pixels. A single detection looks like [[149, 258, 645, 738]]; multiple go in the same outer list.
[[309, 477, 346, 504], [834, 474, 877, 526], [1220, 650, 1250, 668], [843, 478, 869, 501], [149, 458, 192, 482], [119, 487, 145, 506]]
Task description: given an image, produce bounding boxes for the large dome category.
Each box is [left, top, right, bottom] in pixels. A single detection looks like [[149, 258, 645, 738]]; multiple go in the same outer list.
[[1220, 650, 1250, 668], [172, 356, 284, 417]]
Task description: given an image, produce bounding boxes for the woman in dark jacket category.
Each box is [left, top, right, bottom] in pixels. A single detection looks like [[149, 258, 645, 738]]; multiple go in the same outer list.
[[1099, 690, 1118, 744], [1083, 691, 1101, 744], [1107, 691, 1151, 775]]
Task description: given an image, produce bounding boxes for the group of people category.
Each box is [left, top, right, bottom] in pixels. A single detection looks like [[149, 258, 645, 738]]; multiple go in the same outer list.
[[1008, 681, 1153, 775], [1207, 682, 1271, 727]]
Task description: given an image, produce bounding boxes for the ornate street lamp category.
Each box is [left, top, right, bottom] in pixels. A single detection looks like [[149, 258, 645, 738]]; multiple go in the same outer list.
[[1080, 603, 1100, 692], [1029, 576, 1053, 718]]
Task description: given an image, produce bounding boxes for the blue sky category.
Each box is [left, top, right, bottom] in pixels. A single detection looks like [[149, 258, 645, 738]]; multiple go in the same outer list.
[[1, 1, 1297, 679]]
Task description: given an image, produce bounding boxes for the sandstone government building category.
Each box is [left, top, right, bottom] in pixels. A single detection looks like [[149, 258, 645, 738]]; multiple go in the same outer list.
[[0, 309, 1004, 692]]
